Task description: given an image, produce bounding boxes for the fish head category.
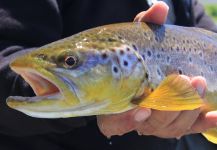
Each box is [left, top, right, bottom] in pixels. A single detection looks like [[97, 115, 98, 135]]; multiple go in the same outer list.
[[7, 30, 147, 118]]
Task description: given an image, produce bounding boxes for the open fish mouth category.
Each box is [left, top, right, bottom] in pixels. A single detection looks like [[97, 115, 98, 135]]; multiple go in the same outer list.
[[8, 68, 62, 102], [6, 68, 110, 118]]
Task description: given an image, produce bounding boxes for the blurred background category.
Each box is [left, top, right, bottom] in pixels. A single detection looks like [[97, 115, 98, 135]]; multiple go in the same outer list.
[[199, 0, 217, 23]]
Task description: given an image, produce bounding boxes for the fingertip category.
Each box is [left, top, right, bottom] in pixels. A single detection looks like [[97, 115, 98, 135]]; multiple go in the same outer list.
[[190, 76, 207, 98], [144, 1, 169, 24], [134, 108, 151, 122], [134, 1, 169, 24]]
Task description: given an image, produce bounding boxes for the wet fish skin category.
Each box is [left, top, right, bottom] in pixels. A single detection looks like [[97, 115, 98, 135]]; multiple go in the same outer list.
[[5, 22, 217, 143]]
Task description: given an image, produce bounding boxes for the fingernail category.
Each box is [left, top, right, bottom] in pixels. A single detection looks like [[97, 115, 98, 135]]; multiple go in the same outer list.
[[134, 109, 151, 122]]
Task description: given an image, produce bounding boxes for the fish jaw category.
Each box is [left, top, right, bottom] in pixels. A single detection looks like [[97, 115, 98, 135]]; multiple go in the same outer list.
[[6, 57, 87, 118]]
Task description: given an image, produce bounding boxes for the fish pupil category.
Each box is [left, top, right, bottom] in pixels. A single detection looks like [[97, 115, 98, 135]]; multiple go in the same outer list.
[[65, 56, 77, 67]]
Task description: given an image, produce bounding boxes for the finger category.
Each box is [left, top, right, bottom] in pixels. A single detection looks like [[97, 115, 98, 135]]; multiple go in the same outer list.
[[136, 110, 180, 135], [189, 111, 217, 134], [179, 75, 207, 98], [97, 108, 151, 137], [190, 76, 207, 98], [160, 109, 200, 138], [134, 1, 169, 24]]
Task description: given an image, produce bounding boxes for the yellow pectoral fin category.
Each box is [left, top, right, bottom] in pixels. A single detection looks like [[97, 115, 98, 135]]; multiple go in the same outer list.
[[138, 74, 203, 111], [202, 128, 217, 144]]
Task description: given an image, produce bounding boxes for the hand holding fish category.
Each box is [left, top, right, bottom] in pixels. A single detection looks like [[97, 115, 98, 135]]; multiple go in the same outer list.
[[97, 1, 217, 140], [6, 0, 217, 144]]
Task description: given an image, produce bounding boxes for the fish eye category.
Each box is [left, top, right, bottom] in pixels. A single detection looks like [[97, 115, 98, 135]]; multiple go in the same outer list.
[[64, 55, 78, 68]]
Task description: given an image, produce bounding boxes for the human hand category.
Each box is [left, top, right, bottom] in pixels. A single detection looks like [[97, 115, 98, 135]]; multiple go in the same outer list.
[[97, 1, 217, 139], [97, 76, 217, 138]]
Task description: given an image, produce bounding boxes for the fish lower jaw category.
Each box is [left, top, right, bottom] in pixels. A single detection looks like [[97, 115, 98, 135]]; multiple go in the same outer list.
[[11, 100, 111, 118]]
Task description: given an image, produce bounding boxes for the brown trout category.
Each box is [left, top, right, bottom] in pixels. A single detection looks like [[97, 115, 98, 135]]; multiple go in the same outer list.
[[5, 22, 217, 143]]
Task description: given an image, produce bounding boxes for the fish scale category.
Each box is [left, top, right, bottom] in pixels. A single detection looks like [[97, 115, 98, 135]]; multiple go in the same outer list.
[[106, 22, 217, 92]]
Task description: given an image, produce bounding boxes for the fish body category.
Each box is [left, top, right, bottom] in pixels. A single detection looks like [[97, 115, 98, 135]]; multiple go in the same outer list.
[[5, 22, 217, 143]]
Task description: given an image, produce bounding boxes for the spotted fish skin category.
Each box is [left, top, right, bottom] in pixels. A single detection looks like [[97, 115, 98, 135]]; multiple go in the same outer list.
[[5, 22, 217, 144], [96, 22, 217, 106], [6, 22, 217, 114]]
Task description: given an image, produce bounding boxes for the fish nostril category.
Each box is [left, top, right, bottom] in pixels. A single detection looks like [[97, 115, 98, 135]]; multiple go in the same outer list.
[[37, 54, 47, 60]]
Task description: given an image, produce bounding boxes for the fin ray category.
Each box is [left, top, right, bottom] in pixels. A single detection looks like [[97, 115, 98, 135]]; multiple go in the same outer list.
[[138, 74, 203, 111]]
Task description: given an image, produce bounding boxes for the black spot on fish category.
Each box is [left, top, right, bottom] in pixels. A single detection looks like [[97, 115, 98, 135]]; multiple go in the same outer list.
[[176, 47, 179, 51], [166, 56, 170, 63], [155, 37, 159, 42], [186, 40, 190, 44], [204, 61, 207, 65], [123, 60, 128, 66], [183, 40, 186, 44], [108, 38, 116, 42], [132, 44, 138, 51], [173, 37, 176, 41], [157, 69, 161, 76], [142, 54, 146, 60], [111, 49, 116, 52], [178, 69, 182, 74], [147, 51, 152, 57], [210, 66, 214, 71], [144, 32, 148, 36], [189, 48, 192, 52], [118, 36, 123, 39], [126, 47, 130, 52], [101, 53, 108, 59], [189, 57, 192, 62], [138, 57, 142, 62], [194, 48, 197, 52], [157, 53, 160, 58], [120, 50, 124, 55], [113, 66, 118, 73], [161, 48, 164, 52], [199, 52, 203, 57], [151, 88, 154, 92], [145, 73, 149, 79]]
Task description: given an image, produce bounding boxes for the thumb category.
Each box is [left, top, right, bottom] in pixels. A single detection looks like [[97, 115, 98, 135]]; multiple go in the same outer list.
[[134, 1, 169, 25]]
